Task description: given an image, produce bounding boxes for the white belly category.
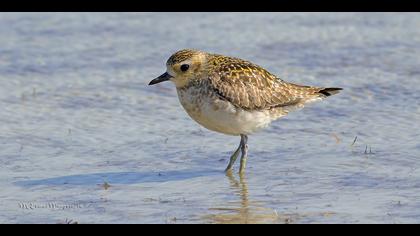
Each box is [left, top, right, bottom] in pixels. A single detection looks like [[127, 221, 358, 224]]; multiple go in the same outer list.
[[177, 87, 276, 136]]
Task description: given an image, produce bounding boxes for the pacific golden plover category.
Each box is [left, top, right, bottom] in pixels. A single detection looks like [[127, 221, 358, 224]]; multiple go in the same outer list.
[[149, 49, 342, 174]]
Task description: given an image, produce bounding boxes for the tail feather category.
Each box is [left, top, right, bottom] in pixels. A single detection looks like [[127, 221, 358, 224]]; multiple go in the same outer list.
[[318, 87, 343, 97], [301, 87, 342, 104], [277, 84, 342, 112]]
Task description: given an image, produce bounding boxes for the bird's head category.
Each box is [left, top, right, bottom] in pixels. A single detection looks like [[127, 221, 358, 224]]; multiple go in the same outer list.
[[149, 49, 208, 88]]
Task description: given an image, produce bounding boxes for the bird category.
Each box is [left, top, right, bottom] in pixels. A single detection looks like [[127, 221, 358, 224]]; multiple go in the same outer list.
[[149, 49, 342, 174]]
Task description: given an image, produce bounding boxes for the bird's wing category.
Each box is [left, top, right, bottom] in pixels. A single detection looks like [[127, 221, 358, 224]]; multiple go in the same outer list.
[[208, 58, 323, 110]]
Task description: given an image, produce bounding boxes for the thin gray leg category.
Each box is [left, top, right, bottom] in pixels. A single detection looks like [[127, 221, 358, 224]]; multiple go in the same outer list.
[[225, 136, 242, 172], [239, 134, 248, 174]]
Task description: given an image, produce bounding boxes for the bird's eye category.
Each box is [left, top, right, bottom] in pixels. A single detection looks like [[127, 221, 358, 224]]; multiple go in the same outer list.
[[180, 64, 189, 72]]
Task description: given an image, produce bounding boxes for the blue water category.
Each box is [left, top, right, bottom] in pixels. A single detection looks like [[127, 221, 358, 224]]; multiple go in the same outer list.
[[1, 13, 420, 223]]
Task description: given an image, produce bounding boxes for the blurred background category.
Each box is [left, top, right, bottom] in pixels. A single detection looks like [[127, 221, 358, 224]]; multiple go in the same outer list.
[[0, 13, 419, 223]]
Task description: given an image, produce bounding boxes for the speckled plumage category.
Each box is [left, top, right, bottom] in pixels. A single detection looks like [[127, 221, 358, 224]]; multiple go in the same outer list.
[[165, 49, 341, 130], [150, 49, 342, 173], [205, 53, 327, 110]]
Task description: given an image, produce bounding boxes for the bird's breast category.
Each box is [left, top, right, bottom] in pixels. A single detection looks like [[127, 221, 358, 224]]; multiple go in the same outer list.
[[176, 85, 275, 136]]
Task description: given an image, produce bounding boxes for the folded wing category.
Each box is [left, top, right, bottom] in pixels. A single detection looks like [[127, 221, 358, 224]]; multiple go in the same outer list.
[[208, 58, 339, 111]]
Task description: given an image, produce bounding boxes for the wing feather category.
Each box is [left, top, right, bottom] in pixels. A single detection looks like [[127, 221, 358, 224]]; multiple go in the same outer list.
[[208, 57, 311, 110]]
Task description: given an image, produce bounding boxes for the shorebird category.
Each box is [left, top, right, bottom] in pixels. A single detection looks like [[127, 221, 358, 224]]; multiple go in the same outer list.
[[149, 49, 342, 174]]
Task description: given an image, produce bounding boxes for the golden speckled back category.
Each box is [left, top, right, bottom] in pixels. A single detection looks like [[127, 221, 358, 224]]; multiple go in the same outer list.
[[205, 53, 334, 110]]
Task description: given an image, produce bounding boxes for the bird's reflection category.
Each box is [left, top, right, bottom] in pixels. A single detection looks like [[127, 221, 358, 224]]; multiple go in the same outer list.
[[225, 171, 251, 218], [204, 171, 285, 224], [203, 171, 337, 224]]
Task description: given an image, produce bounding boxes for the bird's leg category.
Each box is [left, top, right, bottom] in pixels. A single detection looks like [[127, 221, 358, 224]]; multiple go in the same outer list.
[[239, 134, 248, 174], [225, 136, 242, 172]]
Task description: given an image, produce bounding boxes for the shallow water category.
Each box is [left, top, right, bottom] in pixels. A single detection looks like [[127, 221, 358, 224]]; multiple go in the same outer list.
[[1, 12, 420, 224]]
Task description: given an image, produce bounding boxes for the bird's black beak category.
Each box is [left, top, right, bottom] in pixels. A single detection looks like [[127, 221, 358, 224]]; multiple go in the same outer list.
[[149, 72, 172, 85]]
